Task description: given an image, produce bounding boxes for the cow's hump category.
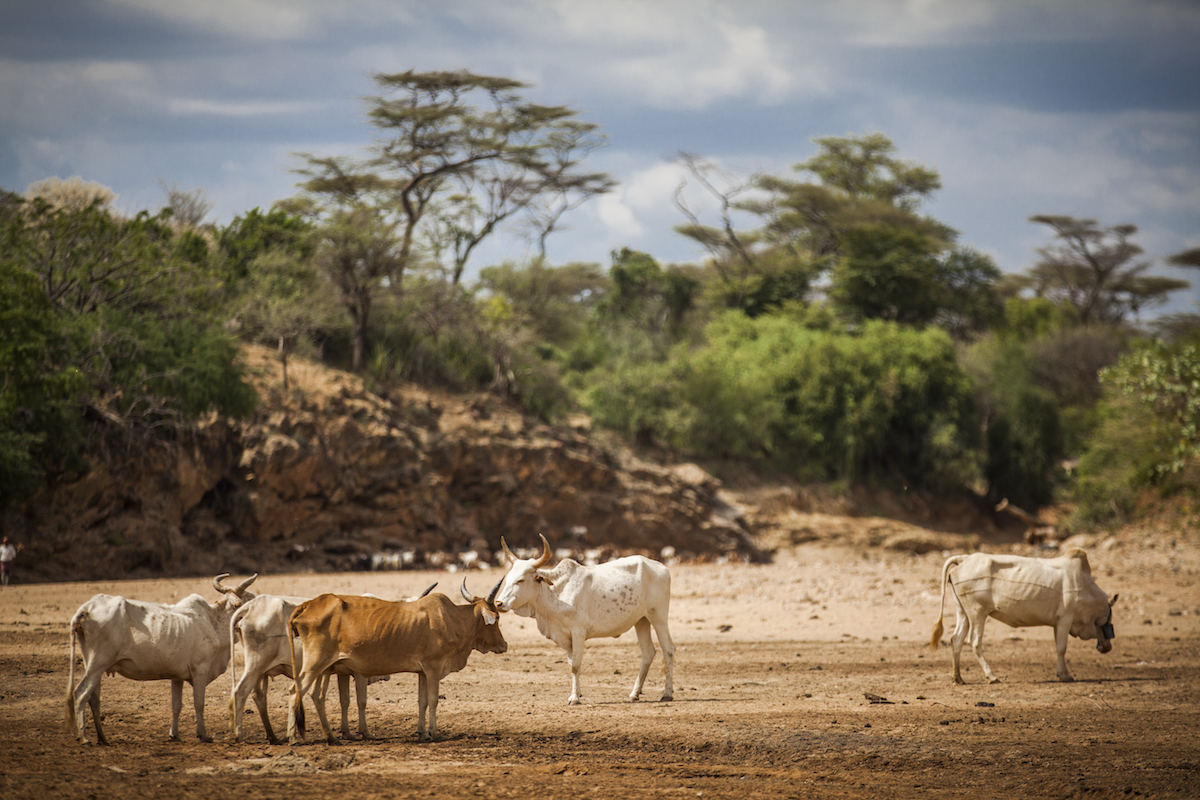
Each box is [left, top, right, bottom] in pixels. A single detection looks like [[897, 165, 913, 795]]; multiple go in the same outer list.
[[1063, 549, 1092, 576]]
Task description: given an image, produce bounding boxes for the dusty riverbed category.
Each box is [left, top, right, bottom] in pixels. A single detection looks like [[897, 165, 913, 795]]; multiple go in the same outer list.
[[2, 536, 1198, 799]]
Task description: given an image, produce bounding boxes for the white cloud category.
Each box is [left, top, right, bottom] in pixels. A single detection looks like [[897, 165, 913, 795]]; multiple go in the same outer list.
[[597, 193, 643, 239], [622, 161, 690, 211], [463, 0, 809, 109]]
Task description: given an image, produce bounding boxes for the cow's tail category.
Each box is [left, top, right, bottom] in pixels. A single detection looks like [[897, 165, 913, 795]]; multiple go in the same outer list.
[[228, 601, 250, 731], [929, 555, 967, 652], [286, 606, 305, 737], [65, 608, 84, 734]]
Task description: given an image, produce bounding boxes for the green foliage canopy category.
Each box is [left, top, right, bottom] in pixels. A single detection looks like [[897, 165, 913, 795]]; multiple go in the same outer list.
[[0, 187, 254, 502]]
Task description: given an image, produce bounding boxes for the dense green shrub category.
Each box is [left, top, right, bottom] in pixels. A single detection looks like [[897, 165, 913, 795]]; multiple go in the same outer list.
[[0, 190, 256, 501], [585, 311, 980, 490], [961, 333, 1064, 509]]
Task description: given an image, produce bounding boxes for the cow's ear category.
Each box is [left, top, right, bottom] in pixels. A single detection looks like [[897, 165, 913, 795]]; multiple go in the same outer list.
[[1110, 593, 1120, 606], [482, 608, 498, 625], [535, 572, 554, 587]]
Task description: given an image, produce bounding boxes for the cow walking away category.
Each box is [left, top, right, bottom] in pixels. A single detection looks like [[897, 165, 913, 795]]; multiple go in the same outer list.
[[67, 573, 258, 745], [494, 534, 675, 705], [286, 579, 506, 744], [930, 550, 1117, 684], [228, 584, 436, 744]]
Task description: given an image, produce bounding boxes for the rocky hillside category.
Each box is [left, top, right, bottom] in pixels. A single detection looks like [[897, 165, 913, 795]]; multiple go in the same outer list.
[[5, 346, 772, 583]]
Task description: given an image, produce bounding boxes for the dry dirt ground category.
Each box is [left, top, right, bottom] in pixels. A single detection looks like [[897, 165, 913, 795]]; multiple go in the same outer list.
[[2, 536, 1198, 800]]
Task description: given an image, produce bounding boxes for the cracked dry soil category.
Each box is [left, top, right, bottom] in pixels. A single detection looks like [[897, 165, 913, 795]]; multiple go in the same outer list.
[[2, 539, 1198, 799]]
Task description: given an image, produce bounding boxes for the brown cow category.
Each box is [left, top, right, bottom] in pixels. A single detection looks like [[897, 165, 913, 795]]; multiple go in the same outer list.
[[286, 579, 506, 743]]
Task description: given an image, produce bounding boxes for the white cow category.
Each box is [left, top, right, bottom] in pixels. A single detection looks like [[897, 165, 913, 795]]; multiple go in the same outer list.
[[930, 550, 1117, 684], [493, 534, 675, 705], [228, 583, 436, 743], [66, 573, 258, 745]]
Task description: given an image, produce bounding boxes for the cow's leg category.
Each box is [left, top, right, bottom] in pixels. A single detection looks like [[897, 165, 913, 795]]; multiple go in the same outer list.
[[254, 676, 282, 745], [967, 613, 1000, 684], [192, 681, 212, 742], [1054, 618, 1075, 682], [312, 673, 337, 744], [72, 666, 105, 745], [650, 611, 675, 702], [353, 674, 370, 739], [230, 664, 254, 743], [417, 672, 429, 741], [169, 679, 184, 741], [75, 671, 109, 746], [289, 666, 323, 745], [424, 671, 442, 742], [629, 618, 656, 702], [286, 679, 304, 745], [89, 680, 108, 746], [566, 633, 586, 705], [950, 601, 970, 684], [337, 672, 352, 739]]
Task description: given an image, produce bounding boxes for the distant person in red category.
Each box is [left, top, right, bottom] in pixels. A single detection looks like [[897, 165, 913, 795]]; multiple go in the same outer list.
[[1, 537, 23, 586]]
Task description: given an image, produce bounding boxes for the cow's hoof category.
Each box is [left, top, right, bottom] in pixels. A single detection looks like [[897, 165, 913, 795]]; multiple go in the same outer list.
[[199, 735, 213, 743], [1058, 676, 1074, 683], [167, 735, 182, 743], [988, 678, 1002, 685], [659, 693, 673, 702]]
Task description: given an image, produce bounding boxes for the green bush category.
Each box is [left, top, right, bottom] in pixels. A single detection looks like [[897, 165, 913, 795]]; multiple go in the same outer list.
[[962, 333, 1065, 509], [585, 311, 980, 491], [0, 191, 257, 500]]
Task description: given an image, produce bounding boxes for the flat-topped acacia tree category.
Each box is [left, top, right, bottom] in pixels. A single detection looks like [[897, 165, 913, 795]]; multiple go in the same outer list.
[[292, 69, 613, 372]]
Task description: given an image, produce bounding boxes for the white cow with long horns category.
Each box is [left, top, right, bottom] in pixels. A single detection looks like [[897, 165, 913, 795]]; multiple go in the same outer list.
[[66, 573, 258, 745], [493, 534, 675, 705]]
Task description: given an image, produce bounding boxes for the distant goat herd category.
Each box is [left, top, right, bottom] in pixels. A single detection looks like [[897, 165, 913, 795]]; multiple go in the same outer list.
[[63, 535, 1118, 745]]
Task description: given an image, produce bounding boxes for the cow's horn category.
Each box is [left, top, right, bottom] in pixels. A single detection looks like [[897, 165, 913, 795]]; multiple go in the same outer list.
[[213, 573, 231, 593], [486, 578, 503, 605], [533, 533, 552, 568], [461, 577, 475, 602], [500, 537, 517, 564], [421, 582, 437, 598], [234, 573, 259, 595]]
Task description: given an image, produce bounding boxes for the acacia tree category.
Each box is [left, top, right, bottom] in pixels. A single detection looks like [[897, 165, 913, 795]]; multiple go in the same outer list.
[[429, 118, 615, 277], [293, 69, 613, 370], [672, 134, 965, 318], [367, 69, 612, 284], [1024, 215, 1189, 325]]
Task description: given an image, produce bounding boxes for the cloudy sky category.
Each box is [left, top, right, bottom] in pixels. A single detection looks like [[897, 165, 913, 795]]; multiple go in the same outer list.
[[3, 0, 1198, 315]]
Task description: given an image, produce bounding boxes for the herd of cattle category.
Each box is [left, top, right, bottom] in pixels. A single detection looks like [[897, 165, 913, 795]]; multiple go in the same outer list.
[[63, 535, 1118, 746]]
